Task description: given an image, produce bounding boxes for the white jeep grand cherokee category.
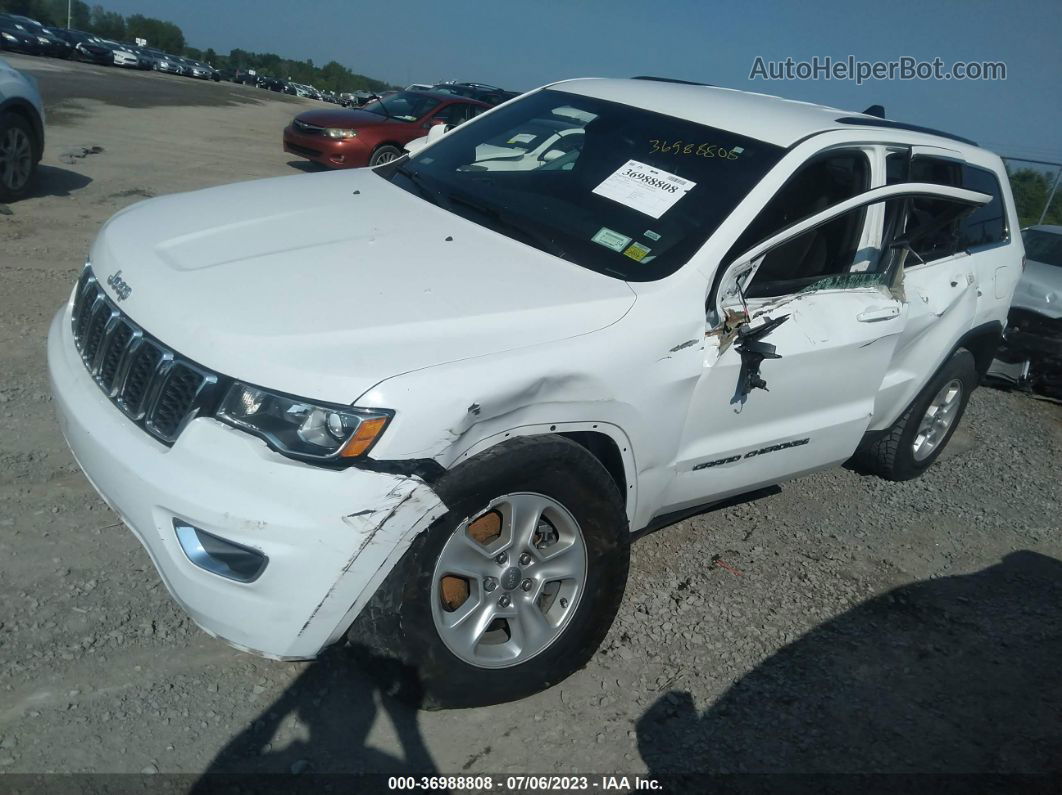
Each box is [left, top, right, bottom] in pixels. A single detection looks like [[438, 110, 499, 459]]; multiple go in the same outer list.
[[48, 77, 1022, 707]]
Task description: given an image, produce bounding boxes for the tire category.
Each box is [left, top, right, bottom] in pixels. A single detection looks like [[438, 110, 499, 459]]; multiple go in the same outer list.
[[349, 435, 630, 709], [368, 144, 402, 167], [854, 348, 977, 481], [0, 112, 37, 203]]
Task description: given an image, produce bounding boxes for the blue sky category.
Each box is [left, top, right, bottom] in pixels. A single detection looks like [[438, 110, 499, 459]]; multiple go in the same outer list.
[[105, 0, 1061, 163]]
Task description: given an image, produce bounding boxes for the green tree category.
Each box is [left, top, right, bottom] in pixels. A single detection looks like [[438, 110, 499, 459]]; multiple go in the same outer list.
[[88, 3, 124, 39], [125, 13, 184, 51], [1008, 167, 1062, 228]]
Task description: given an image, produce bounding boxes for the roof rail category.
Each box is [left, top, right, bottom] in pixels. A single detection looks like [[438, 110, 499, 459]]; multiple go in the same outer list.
[[631, 76, 713, 87], [835, 116, 977, 146]]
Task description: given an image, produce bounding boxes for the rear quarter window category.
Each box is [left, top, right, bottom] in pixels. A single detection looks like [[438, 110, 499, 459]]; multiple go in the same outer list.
[[958, 165, 1008, 249], [888, 154, 1010, 261]]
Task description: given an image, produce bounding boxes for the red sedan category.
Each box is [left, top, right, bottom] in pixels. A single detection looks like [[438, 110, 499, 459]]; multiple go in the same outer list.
[[283, 90, 489, 168]]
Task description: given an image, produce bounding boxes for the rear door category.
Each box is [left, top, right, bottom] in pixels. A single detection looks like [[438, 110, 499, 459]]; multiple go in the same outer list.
[[867, 148, 1015, 429]]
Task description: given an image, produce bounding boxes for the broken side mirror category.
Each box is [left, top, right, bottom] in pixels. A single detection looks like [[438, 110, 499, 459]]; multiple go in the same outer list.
[[885, 236, 925, 268], [734, 314, 789, 397]]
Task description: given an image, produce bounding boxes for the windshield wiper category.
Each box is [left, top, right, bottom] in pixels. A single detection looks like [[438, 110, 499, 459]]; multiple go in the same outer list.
[[446, 193, 568, 260], [393, 164, 440, 207]]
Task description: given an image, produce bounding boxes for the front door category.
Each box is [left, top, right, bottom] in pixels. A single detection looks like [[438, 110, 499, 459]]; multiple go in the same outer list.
[[660, 183, 992, 513]]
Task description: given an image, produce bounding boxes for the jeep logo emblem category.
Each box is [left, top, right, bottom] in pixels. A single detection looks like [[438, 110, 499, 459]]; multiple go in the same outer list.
[[500, 566, 522, 591], [106, 270, 132, 302]]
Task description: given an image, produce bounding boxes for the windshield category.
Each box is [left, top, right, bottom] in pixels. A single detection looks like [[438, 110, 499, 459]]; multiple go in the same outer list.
[[362, 92, 441, 122], [377, 89, 784, 281], [1022, 229, 1062, 268]]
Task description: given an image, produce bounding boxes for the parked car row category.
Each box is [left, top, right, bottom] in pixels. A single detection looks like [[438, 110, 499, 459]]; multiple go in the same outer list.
[[0, 12, 222, 79], [248, 73, 342, 103], [1, 16, 523, 113]]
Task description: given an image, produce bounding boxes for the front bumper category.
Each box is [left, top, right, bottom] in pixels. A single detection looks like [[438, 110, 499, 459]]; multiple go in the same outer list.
[[47, 304, 443, 659], [283, 125, 367, 168]]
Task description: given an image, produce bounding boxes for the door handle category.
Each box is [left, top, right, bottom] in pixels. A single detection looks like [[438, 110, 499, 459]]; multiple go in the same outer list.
[[857, 305, 901, 322]]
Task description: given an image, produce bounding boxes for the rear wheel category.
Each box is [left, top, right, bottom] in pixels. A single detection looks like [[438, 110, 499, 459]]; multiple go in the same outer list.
[[854, 349, 977, 481], [349, 435, 629, 708], [368, 144, 402, 167], [0, 113, 37, 202]]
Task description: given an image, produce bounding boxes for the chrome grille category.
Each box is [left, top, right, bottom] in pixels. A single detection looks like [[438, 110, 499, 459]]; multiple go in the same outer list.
[[70, 267, 220, 444]]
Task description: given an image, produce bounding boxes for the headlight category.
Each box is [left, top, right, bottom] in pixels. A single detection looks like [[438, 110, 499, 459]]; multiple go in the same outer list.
[[2, 32, 16, 42], [216, 382, 392, 461], [324, 128, 358, 139], [38, 36, 49, 44]]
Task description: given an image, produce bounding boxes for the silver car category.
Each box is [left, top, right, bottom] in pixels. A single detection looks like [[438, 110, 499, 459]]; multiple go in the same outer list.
[[988, 225, 1062, 395]]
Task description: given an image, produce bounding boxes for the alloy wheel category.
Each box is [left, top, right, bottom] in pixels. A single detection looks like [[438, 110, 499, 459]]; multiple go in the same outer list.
[[912, 378, 963, 461], [431, 493, 587, 669], [0, 126, 32, 192]]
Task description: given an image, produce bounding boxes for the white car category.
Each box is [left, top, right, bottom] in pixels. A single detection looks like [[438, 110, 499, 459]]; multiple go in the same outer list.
[[48, 77, 1022, 707], [0, 56, 44, 202], [102, 41, 139, 68]]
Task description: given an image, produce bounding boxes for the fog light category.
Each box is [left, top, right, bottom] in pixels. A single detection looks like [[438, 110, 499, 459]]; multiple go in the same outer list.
[[329, 154, 345, 164], [174, 520, 268, 583]]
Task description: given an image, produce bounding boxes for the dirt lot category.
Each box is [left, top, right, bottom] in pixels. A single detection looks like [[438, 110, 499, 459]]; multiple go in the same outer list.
[[1, 54, 1060, 785]]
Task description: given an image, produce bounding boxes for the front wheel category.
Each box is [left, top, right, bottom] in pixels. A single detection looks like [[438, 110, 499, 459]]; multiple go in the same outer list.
[[368, 144, 402, 167], [0, 112, 37, 202], [349, 435, 630, 708]]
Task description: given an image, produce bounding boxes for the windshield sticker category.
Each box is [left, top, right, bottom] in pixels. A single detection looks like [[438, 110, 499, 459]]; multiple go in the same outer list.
[[507, 133, 536, 145], [623, 242, 652, 262], [649, 140, 741, 160], [592, 227, 633, 252], [643, 230, 661, 242], [593, 160, 696, 219]]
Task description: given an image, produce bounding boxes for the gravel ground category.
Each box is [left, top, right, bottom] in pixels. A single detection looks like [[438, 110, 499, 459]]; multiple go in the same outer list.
[[1, 54, 1060, 785]]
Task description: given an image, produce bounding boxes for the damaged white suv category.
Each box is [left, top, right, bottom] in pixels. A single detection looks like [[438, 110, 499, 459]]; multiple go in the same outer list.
[[48, 77, 1022, 707]]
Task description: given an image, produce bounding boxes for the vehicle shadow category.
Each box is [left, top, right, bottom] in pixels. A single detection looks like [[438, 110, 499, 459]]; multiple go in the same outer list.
[[192, 643, 436, 789], [29, 164, 92, 198], [636, 550, 1062, 778]]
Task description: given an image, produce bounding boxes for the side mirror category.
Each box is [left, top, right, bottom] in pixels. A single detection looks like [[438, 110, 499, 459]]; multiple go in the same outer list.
[[404, 136, 429, 156], [540, 149, 565, 163], [885, 236, 925, 265], [426, 123, 449, 143]]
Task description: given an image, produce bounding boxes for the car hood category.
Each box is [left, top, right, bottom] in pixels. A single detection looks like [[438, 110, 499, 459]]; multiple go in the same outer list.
[[89, 168, 636, 405], [1012, 258, 1062, 319], [293, 108, 413, 129]]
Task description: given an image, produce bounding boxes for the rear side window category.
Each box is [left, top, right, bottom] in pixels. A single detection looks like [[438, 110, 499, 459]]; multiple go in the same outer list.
[[889, 154, 1008, 262], [959, 166, 1007, 249]]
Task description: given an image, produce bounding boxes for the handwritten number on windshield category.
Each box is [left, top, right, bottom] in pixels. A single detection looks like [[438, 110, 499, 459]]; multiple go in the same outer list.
[[649, 139, 739, 160]]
